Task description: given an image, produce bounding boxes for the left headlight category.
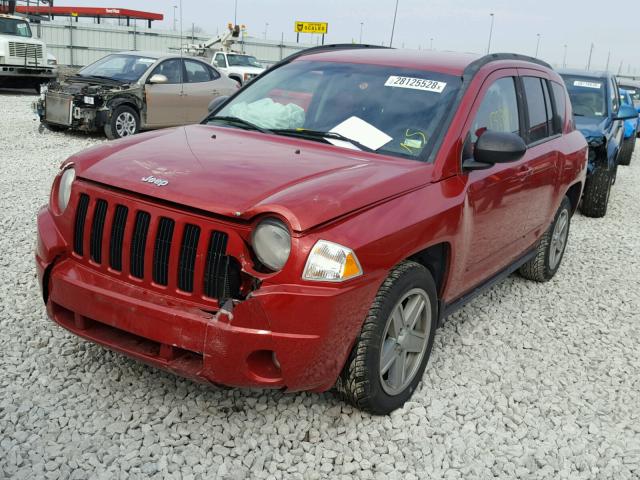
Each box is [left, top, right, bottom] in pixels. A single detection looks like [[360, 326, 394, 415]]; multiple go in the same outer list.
[[252, 218, 291, 271], [303, 240, 363, 282], [57, 167, 75, 213]]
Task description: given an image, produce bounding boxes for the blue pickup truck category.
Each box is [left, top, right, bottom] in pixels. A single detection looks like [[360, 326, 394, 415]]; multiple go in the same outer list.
[[559, 70, 637, 217]]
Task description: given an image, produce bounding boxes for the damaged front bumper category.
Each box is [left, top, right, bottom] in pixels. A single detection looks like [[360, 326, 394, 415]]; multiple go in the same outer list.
[[35, 92, 108, 132], [35, 184, 380, 393]]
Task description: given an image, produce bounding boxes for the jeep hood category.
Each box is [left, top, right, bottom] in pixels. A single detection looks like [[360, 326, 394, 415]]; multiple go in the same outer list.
[[574, 116, 609, 145], [69, 125, 431, 232]]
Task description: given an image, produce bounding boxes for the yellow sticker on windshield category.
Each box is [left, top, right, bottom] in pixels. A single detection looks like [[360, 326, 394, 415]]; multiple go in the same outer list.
[[385, 76, 446, 93]]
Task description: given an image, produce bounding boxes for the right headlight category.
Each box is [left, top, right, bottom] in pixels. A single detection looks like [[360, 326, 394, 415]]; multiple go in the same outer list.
[[57, 167, 76, 213], [303, 240, 363, 282], [252, 218, 291, 271]]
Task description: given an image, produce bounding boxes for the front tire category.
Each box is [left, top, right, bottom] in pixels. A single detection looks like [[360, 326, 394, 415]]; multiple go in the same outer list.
[[618, 136, 635, 166], [580, 166, 612, 218], [336, 261, 437, 414], [520, 196, 571, 282], [104, 105, 140, 140]]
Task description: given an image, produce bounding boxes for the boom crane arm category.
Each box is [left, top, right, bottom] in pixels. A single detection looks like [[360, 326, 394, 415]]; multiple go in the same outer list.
[[182, 23, 244, 58]]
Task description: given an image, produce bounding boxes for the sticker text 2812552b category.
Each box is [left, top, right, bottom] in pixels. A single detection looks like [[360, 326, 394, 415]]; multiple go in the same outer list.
[[384, 76, 447, 93]]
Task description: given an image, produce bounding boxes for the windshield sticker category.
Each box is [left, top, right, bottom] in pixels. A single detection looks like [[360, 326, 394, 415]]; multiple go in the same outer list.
[[573, 80, 601, 89], [328, 116, 392, 151], [385, 76, 447, 93]]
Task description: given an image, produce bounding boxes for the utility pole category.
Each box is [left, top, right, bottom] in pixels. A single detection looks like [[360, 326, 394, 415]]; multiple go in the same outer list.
[[605, 50, 610, 71], [586, 43, 594, 70], [617, 60, 623, 75], [173, 5, 177, 31], [534, 33, 541, 58], [430, 37, 434, 50], [389, 0, 399, 48], [359, 22, 363, 44], [562, 44, 567, 68], [234, 0, 238, 25], [264, 22, 269, 40], [486, 13, 494, 54]]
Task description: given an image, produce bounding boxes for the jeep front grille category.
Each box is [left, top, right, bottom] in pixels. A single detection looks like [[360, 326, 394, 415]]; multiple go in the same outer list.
[[8, 42, 43, 59], [72, 192, 240, 301]]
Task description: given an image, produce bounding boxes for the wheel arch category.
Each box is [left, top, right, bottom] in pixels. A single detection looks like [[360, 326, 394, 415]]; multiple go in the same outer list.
[[565, 181, 583, 215], [407, 242, 451, 299], [228, 74, 243, 85]]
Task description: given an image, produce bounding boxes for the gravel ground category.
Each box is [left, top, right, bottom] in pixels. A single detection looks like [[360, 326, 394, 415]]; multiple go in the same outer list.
[[1, 91, 639, 480]]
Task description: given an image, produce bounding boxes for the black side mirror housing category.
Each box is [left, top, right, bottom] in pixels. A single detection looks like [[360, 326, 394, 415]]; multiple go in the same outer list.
[[208, 96, 230, 113], [463, 131, 527, 170]]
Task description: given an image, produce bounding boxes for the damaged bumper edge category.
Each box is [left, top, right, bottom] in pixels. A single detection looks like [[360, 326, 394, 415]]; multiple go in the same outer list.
[[36, 206, 380, 393]]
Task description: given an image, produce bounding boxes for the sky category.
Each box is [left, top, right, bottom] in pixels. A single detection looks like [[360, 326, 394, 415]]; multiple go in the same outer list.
[[68, 0, 639, 74]]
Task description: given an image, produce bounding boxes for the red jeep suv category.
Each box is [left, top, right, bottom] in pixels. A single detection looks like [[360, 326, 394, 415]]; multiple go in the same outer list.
[[36, 46, 587, 414]]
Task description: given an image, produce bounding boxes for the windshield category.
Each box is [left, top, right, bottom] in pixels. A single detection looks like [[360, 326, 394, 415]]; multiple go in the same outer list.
[[227, 54, 262, 68], [620, 85, 640, 108], [210, 60, 461, 161], [0, 18, 32, 37], [561, 75, 607, 117], [78, 54, 157, 83]]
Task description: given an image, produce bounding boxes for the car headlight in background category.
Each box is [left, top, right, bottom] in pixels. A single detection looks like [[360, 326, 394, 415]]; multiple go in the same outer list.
[[47, 58, 57, 66], [252, 218, 291, 271], [57, 167, 75, 212], [83, 96, 94, 105], [303, 240, 363, 282]]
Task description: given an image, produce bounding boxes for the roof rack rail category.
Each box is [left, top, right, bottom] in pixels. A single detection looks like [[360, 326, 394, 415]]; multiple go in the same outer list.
[[279, 43, 391, 65], [465, 52, 553, 75]]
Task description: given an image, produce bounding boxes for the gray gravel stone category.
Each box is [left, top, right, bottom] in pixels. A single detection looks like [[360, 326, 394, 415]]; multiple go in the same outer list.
[[1, 92, 640, 479]]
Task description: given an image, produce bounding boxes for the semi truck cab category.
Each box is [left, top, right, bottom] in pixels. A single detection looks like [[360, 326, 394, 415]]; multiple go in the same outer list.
[[0, 13, 56, 90]]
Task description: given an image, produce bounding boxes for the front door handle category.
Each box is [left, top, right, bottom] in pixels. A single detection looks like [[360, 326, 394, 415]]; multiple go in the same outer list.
[[515, 166, 533, 179]]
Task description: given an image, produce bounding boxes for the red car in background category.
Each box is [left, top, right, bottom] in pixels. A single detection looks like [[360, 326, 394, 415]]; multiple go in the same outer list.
[[36, 46, 587, 414]]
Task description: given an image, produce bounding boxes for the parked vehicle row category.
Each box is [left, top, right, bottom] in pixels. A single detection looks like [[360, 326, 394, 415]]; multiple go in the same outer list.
[[37, 45, 605, 414], [557, 70, 638, 217]]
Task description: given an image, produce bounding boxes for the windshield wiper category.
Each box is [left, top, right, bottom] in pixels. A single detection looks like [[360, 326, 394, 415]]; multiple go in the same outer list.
[[208, 115, 271, 134], [271, 128, 375, 152], [572, 113, 585, 117]]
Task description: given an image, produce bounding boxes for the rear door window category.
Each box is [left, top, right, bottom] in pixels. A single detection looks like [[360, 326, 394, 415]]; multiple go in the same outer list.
[[523, 76, 551, 143], [184, 60, 212, 83]]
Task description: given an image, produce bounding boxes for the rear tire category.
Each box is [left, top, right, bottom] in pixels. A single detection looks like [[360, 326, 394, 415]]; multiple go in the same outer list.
[[104, 105, 140, 140], [520, 196, 571, 282], [336, 261, 437, 415], [618, 137, 635, 166], [580, 166, 612, 218]]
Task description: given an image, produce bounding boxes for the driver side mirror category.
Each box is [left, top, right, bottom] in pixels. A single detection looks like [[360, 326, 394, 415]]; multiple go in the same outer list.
[[148, 74, 168, 85], [463, 131, 527, 170], [614, 104, 639, 121], [208, 96, 229, 113]]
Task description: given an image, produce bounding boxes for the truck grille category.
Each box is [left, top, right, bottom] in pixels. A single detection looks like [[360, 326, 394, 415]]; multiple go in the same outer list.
[[8, 42, 43, 59], [45, 92, 73, 126], [73, 193, 241, 302]]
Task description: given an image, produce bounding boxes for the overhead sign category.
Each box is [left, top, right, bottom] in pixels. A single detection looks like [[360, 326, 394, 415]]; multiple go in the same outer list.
[[294, 21, 328, 35]]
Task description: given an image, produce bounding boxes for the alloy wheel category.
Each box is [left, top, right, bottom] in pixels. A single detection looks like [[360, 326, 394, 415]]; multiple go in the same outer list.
[[379, 288, 431, 396], [115, 112, 137, 137], [549, 209, 569, 269]]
